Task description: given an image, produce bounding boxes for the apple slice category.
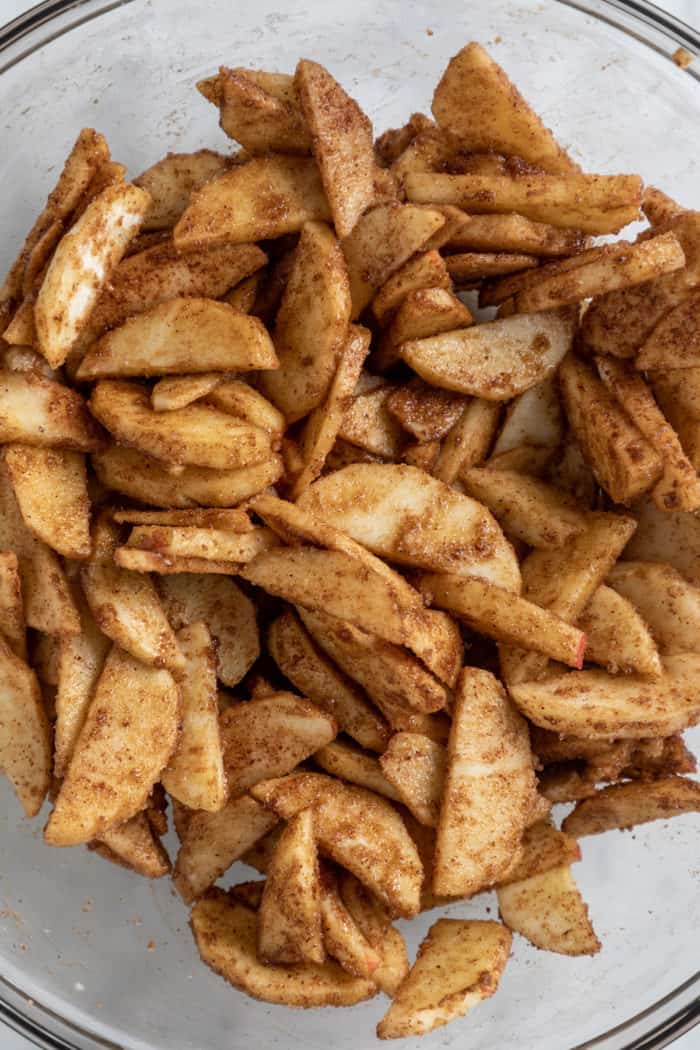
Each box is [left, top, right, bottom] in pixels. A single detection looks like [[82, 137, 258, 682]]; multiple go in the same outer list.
[[376, 919, 511, 1039], [191, 889, 377, 1006], [497, 865, 600, 956], [251, 772, 422, 917]]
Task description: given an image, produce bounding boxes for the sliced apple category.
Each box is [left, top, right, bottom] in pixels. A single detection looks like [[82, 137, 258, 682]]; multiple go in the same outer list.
[[510, 652, 700, 738], [219, 691, 337, 798], [562, 777, 700, 837], [497, 865, 600, 956], [161, 623, 226, 813], [251, 772, 423, 917], [174, 155, 331, 247], [400, 308, 576, 400], [297, 462, 520, 592], [258, 808, 324, 964], [434, 668, 538, 897], [267, 609, 390, 752], [376, 919, 512, 1039], [174, 795, 278, 903], [35, 182, 150, 367], [45, 647, 179, 846], [158, 574, 258, 687], [191, 889, 377, 1006], [0, 634, 51, 818]]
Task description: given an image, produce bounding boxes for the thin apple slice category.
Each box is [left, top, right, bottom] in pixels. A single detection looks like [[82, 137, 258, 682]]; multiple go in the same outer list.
[[500, 511, 637, 687], [299, 608, 451, 739], [82, 241, 267, 343], [134, 149, 230, 229], [161, 623, 226, 812], [251, 772, 422, 917], [0, 634, 51, 817], [174, 155, 331, 247], [157, 574, 259, 687], [258, 808, 324, 964], [93, 812, 170, 878], [0, 370, 103, 450], [318, 864, 382, 980], [400, 308, 576, 400], [497, 865, 600, 956], [219, 691, 337, 798], [431, 42, 577, 173], [510, 652, 700, 738], [376, 919, 512, 1039], [45, 647, 179, 846], [259, 222, 350, 421], [89, 381, 272, 470], [78, 297, 277, 379], [81, 540, 185, 675], [497, 821, 581, 886], [4, 445, 90, 559], [342, 203, 445, 318], [296, 59, 380, 239], [290, 324, 371, 497], [92, 445, 283, 509], [174, 795, 278, 903], [461, 467, 587, 549], [562, 777, 700, 837], [54, 588, 110, 778], [578, 583, 661, 677], [35, 182, 150, 367], [406, 172, 640, 234], [608, 560, 700, 653], [267, 609, 390, 752], [379, 733, 446, 827], [314, 741, 401, 802], [297, 462, 520, 592], [434, 668, 538, 897], [338, 872, 409, 996], [418, 572, 586, 667], [191, 889, 377, 1006], [198, 68, 310, 153]]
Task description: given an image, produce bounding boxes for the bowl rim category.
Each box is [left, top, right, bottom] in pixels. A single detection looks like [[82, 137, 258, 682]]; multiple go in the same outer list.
[[0, 0, 698, 1047]]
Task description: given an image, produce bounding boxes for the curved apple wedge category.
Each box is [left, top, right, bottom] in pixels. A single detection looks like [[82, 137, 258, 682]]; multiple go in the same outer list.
[[220, 692, 337, 799], [338, 872, 409, 996], [297, 463, 520, 592], [497, 865, 600, 956], [258, 809, 324, 965], [92, 811, 170, 879], [319, 865, 383, 980], [190, 889, 377, 1007], [399, 308, 576, 400], [0, 635, 51, 818], [251, 772, 423, 917], [267, 609, 389, 752], [77, 297, 277, 379], [562, 777, 700, 837], [157, 574, 259, 688], [35, 182, 151, 368], [161, 623, 226, 813], [174, 795, 278, 903], [45, 647, 180, 846], [509, 653, 700, 738], [89, 381, 272, 470], [434, 668, 538, 898], [376, 919, 511, 1039]]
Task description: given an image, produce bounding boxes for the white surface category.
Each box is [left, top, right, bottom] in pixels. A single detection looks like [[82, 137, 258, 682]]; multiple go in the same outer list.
[[0, 0, 697, 1047]]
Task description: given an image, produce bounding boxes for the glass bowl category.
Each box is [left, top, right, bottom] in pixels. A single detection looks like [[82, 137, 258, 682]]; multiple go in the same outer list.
[[0, 1, 699, 1047]]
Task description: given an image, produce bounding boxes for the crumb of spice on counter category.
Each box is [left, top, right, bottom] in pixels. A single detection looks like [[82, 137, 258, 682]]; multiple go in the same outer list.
[[673, 47, 694, 69]]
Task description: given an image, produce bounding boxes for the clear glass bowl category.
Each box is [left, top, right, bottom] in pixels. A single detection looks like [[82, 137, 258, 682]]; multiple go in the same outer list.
[[0, 1, 699, 1047]]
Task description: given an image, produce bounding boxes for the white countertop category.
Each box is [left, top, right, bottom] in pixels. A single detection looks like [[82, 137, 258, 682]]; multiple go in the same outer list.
[[0, 0, 697, 1047]]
